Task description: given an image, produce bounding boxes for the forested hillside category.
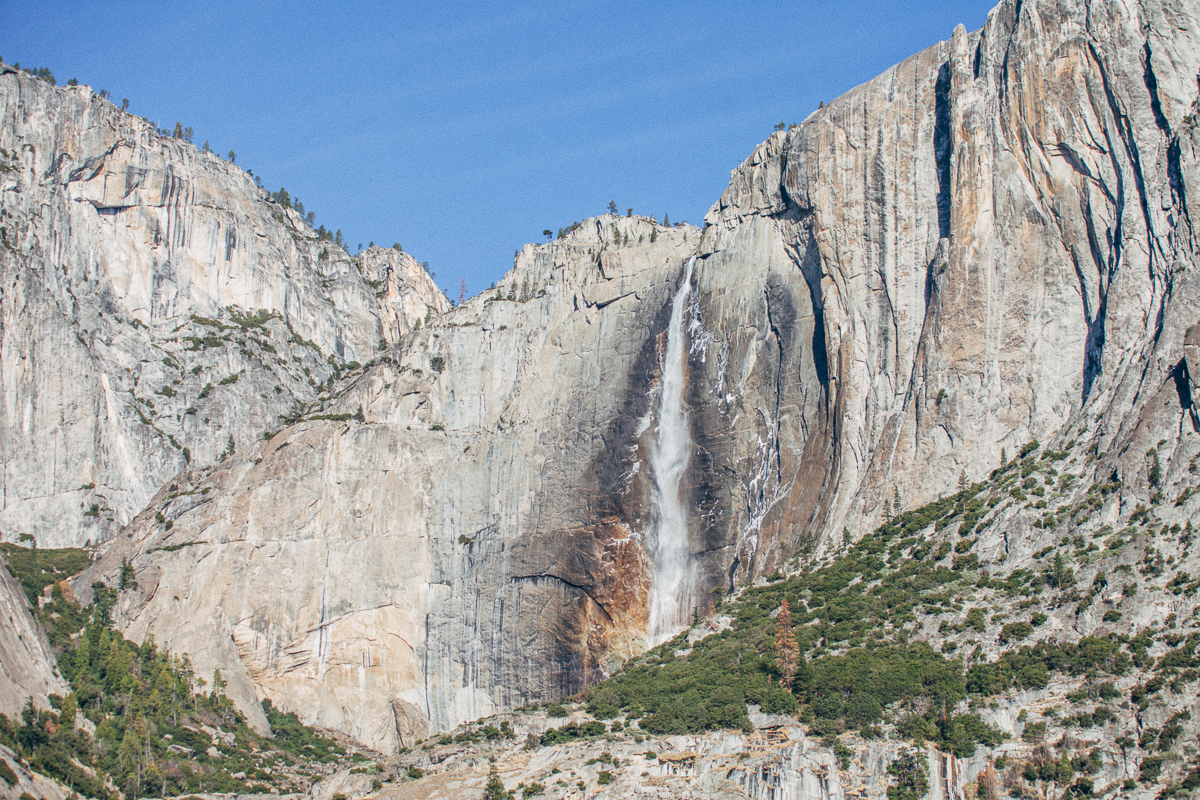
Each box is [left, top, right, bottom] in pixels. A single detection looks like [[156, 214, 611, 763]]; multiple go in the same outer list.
[[0, 548, 365, 799]]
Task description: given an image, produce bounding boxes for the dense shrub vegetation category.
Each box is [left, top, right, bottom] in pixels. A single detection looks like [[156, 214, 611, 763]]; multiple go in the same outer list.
[[575, 447, 1189, 762], [0, 543, 89, 605]]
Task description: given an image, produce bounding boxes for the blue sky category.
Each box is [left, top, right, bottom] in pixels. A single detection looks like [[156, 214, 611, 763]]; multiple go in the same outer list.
[[3, 1, 996, 299]]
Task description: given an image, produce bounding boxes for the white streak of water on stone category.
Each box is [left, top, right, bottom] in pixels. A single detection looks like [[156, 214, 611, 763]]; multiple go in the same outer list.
[[647, 256, 696, 646]]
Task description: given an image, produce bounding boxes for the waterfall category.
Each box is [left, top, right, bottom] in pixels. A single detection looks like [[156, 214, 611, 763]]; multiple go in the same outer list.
[[647, 256, 696, 646]]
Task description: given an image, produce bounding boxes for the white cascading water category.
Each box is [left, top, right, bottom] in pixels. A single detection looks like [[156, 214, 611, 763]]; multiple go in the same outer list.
[[646, 256, 696, 646]]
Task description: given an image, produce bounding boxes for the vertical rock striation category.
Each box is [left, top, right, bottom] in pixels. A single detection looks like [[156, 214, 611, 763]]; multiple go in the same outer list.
[[0, 64, 448, 548], [13, 0, 1200, 757], [76, 218, 703, 749], [692, 0, 1200, 580]]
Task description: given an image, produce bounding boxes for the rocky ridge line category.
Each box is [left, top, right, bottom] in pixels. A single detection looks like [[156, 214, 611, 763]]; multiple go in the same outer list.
[[0, 62, 449, 548]]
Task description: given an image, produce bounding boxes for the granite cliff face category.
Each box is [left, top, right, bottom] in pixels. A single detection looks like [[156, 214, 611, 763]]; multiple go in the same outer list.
[[0, 64, 448, 549], [76, 218, 702, 749], [693, 0, 1200, 577], [0, 565, 66, 716], [8, 0, 1200, 762]]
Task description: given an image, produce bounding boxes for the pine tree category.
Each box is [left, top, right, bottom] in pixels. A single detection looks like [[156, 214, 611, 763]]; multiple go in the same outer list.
[[59, 693, 77, 727], [483, 764, 509, 799], [119, 559, 137, 590], [179, 654, 195, 694], [888, 750, 929, 800], [774, 599, 799, 689], [1049, 552, 1073, 589], [74, 631, 90, 680]]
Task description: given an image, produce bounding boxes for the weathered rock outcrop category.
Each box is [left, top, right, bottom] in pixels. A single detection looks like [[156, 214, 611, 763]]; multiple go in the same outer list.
[[23, 0, 1200, 759], [0, 64, 448, 548], [0, 744, 77, 800], [358, 668, 1168, 800]]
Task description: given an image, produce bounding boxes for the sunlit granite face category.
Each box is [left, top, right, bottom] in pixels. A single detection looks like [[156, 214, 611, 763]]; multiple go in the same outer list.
[[4, 0, 1200, 762]]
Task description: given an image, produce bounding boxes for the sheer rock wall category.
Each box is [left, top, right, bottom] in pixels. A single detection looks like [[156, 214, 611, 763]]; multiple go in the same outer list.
[[0, 64, 448, 548], [29, 0, 1200, 755], [692, 0, 1200, 576], [76, 219, 701, 749]]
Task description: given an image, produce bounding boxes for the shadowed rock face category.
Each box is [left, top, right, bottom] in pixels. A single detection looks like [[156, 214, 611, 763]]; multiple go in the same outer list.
[[24, 0, 1200, 755]]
